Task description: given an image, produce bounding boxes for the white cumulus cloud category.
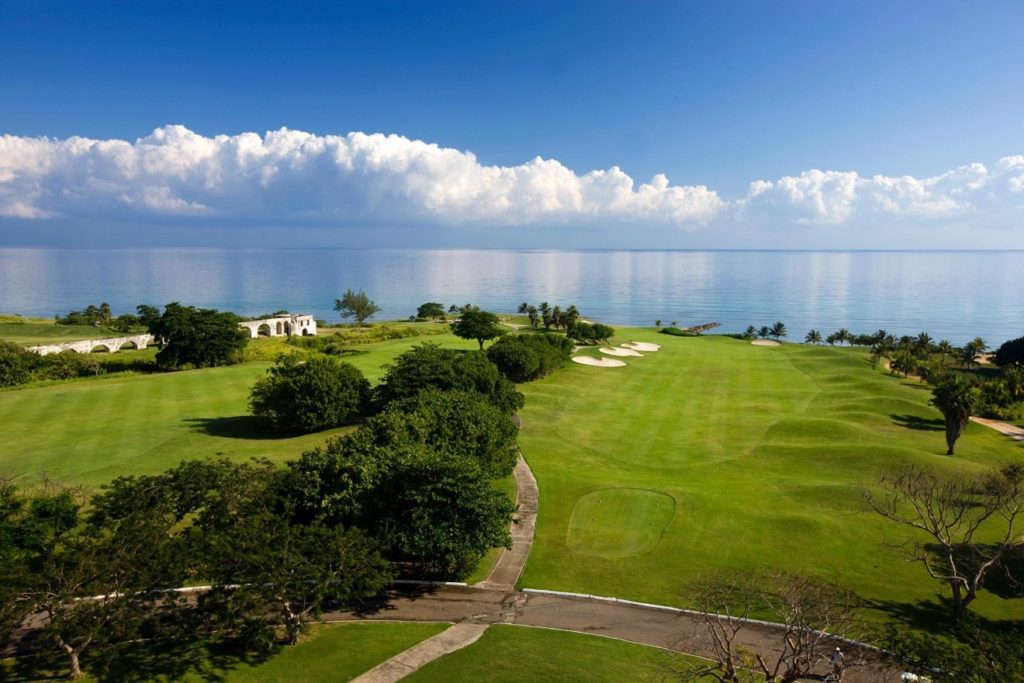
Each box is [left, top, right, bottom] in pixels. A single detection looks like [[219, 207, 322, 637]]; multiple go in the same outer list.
[[0, 125, 1021, 237], [739, 159, 1024, 226], [0, 125, 722, 227]]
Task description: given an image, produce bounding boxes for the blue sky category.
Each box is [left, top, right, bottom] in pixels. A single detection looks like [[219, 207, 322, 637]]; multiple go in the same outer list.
[[1, 0, 1022, 248]]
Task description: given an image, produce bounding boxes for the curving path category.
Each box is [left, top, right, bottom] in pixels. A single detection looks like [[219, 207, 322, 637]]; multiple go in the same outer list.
[[330, 450, 898, 682], [971, 415, 1024, 442], [473, 454, 538, 591]]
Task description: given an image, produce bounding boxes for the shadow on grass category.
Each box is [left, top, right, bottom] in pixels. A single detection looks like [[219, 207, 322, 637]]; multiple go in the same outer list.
[[184, 416, 285, 440], [891, 414, 944, 431], [867, 596, 954, 632], [3, 638, 274, 683]]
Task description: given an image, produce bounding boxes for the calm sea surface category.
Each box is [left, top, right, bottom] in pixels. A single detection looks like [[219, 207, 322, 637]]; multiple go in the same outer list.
[[0, 248, 1021, 346]]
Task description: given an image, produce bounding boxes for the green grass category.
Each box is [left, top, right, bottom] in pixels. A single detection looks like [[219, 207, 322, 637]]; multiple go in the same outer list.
[[2, 622, 447, 682], [407, 624, 716, 682], [0, 314, 121, 346], [567, 488, 675, 558], [0, 333, 478, 488], [517, 332, 1024, 625]]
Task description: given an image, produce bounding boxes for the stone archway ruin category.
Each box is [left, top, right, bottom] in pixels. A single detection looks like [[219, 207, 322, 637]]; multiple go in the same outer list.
[[239, 314, 317, 339], [27, 334, 154, 356]]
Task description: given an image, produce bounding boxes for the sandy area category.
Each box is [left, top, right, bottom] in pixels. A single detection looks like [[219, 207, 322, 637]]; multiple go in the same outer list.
[[600, 347, 643, 357], [572, 356, 627, 367], [622, 342, 661, 352], [751, 339, 781, 346]]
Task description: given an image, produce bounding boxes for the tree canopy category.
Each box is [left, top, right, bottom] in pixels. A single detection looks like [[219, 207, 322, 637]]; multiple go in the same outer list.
[[250, 355, 371, 434], [451, 308, 506, 349], [374, 343, 524, 414], [334, 289, 381, 325], [994, 335, 1024, 367], [567, 321, 614, 345], [487, 332, 573, 382], [416, 302, 446, 319], [149, 302, 248, 370]]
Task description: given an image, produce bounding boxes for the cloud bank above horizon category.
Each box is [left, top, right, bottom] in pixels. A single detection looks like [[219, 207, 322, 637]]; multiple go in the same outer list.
[[1, 125, 1022, 237]]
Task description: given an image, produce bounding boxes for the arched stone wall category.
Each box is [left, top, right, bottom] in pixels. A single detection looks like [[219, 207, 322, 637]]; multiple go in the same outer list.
[[27, 334, 154, 356]]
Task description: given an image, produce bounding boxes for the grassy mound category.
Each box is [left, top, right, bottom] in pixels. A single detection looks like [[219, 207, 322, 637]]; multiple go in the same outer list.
[[518, 333, 1024, 625], [567, 488, 675, 558], [407, 624, 711, 682]]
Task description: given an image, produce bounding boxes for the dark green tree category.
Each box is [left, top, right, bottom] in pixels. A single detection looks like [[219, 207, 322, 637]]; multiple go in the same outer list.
[[250, 355, 371, 434], [770, 321, 787, 341], [451, 308, 506, 350], [931, 375, 979, 455], [194, 467, 390, 648], [804, 329, 821, 345], [288, 432, 513, 578], [0, 340, 33, 387], [487, 332, 573, 383], [374, 344, 524, 414], [567, 322, 614, 345], [382, 388, 519, 478], [416, 302, 446, 320], [136, 304, 161, 329], [334, 289, 382, 325], [149, 303, 248, 369], [994, 335, 1024, 368]]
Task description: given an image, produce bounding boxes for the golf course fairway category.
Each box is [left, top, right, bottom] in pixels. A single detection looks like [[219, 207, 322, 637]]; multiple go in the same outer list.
[[517, 331, 1023, 625]]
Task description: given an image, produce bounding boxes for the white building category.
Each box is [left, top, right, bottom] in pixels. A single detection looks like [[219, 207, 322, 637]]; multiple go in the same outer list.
[[239, 314, 317, 338]]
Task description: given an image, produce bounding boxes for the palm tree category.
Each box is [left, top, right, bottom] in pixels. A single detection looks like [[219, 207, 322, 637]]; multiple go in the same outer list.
[[936, 340, 953, 365], [745, 325, 757, 340], [805, 329, 822, 345], [916, 332, 933, 355], [890, 347, 918, 378], [931, 376, 979, 455], [517, 302, 530, 315], [671, 320, 678, 328], [1004, 365, 1024, 400], [552, 305, 563, 330], [835, 328, 851, 346], [961, 338, 987, 369], [527, 306, 539, 329], [564, 305, 580, 329], [770, 321, 787, 341], [872, 329, 888, 345], [758, 325, 771, 340], [655, 319, 662, 328], [538, 302, 552, 330]]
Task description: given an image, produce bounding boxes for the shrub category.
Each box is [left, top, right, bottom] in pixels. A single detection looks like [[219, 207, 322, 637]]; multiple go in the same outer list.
[[567, 321, 614, 345], [994, 335, 1024, 367], [250, 355, 371, 434], [487, 333, 572, 382], [375, 343, 524, 414], [0, 340, 32, 387]]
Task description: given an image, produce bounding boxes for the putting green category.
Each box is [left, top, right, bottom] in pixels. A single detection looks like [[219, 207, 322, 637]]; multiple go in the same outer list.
[[567, 488, 675, 558]]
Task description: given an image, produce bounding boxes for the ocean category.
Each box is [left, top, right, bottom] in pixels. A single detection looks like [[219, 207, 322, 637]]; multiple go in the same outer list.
[[1, 248, 1021, 346]]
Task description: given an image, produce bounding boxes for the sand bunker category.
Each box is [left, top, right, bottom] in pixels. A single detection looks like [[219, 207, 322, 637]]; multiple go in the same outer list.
[[600, 347, 643, 357], [622, 341, 661, 352], [751, 339, 781, 346], [572, 356, 627, 367]]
